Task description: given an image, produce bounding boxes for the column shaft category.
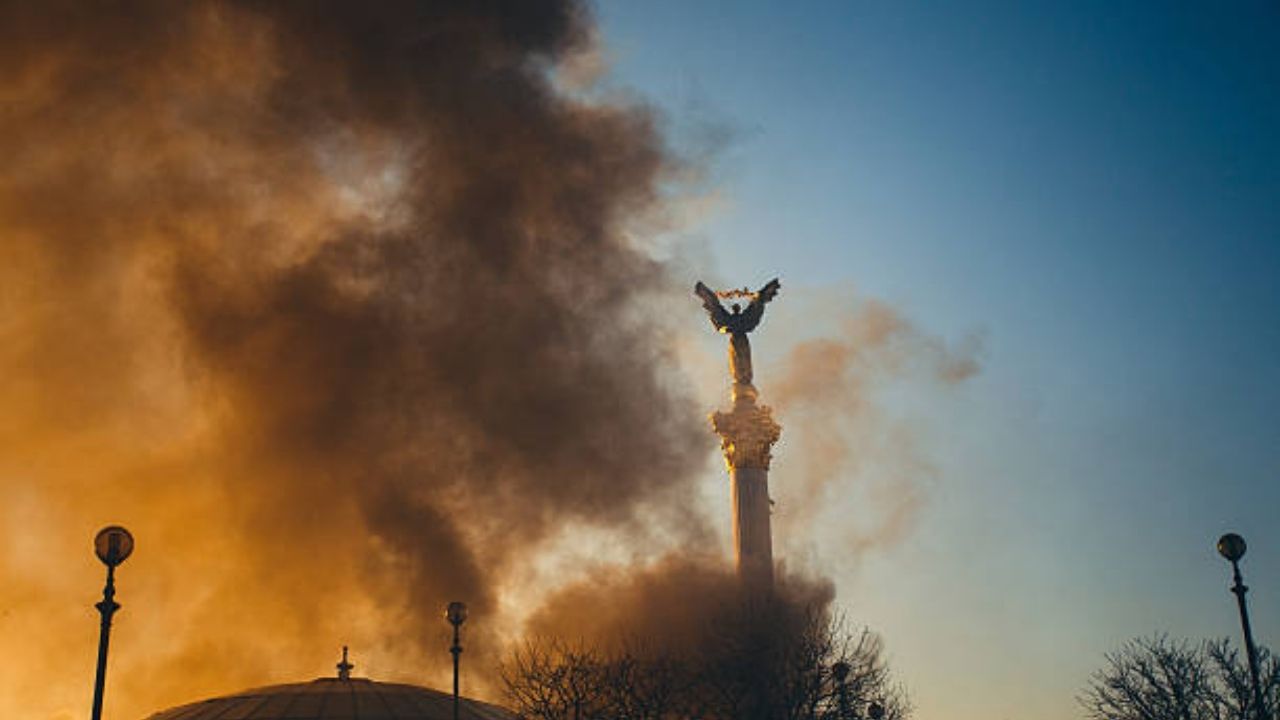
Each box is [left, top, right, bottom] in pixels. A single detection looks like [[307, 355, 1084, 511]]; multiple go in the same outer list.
[[732, 466, 774, 589]]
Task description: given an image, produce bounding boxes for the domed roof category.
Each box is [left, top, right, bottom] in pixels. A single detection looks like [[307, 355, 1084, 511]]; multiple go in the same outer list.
[[141, 677, 517, 720]]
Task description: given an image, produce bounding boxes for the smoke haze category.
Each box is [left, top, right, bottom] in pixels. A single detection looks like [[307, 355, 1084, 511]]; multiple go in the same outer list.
[[768, 298, 982, 567], [0, 1, 712, 717], [0, 3, 978, 719]]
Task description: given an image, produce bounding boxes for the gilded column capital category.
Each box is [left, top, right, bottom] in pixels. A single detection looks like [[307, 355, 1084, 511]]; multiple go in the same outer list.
[[710, 385, 782, 470]]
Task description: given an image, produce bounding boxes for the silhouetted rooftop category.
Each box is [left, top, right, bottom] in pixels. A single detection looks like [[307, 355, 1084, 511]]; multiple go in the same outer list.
[[141, 677, 516, 720]]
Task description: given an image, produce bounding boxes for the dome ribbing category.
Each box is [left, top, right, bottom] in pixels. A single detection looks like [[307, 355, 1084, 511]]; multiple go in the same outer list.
[[142, 677, 516, 720]]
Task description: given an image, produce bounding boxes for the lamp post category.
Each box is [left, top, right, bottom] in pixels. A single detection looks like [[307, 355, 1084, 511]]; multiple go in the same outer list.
[[1218, 532, 1266, 720], [90, 526, 134, 720], [832, 661, 851, 719], [828, 661, 887, 720], [446, 601, 467, 720]]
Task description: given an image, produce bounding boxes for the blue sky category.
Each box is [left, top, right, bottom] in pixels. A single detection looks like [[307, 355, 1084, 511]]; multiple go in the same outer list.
[[595, 3, 1280, 718]]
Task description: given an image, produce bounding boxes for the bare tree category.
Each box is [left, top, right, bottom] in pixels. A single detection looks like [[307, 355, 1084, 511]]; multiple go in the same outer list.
[[692, 600, 909, 720], [502, 600, 910, 720], [502, 639, 609, 720], [1080, 635, 1280, 720], [501, 638, 692, 720], [599, 646, 691, 720], [1205, 639, 1280, 720]]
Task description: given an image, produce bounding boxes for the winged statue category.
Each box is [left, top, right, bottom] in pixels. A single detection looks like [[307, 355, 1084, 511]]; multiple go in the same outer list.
[[695, 278, 780, 387]]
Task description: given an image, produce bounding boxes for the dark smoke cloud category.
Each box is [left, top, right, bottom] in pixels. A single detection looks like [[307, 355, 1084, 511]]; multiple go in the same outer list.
[[0, 1, 715, 716], [0, 3, 980, 717], [523, 555, 835, 656]]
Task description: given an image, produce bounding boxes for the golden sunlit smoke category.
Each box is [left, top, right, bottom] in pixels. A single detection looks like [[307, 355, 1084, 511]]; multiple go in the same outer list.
[[0, 1, 711, 717], [0, 3, 980, 719], [523, 554, 835, 654]]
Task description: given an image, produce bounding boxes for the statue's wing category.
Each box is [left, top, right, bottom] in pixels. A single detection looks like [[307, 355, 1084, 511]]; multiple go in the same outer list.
[[756, 278, 781, 304], [694, 281, 731, 330], [739, 278, 780, 331]]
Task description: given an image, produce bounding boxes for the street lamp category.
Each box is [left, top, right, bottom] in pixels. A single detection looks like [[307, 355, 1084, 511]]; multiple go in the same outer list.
[[446, 601, 467, 720], [832, 661, 851, 719], [1218, 532, 1266, 720], [829, 660, 887, 720], [90, 525, 134, 720]]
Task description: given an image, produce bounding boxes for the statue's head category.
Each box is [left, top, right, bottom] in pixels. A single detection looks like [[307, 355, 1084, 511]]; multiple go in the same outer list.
[[731, 303, 741, 314]]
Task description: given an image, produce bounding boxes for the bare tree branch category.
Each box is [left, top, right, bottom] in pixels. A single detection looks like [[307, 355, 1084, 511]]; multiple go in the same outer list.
[[1081, 635, 1279, 720], [503, 600, 911, 720]]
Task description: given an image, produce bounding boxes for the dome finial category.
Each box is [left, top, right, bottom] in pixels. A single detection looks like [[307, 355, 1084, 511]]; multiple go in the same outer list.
[[336, 646, 353, 681]]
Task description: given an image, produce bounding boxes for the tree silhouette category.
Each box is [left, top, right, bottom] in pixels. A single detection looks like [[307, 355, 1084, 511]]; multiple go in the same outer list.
[[1080, 635, 1280, 720], [501, 600, 909, 720]]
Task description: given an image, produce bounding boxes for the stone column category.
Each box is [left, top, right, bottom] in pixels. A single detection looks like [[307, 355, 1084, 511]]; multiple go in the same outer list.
[[711, 383, 781, 592]]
